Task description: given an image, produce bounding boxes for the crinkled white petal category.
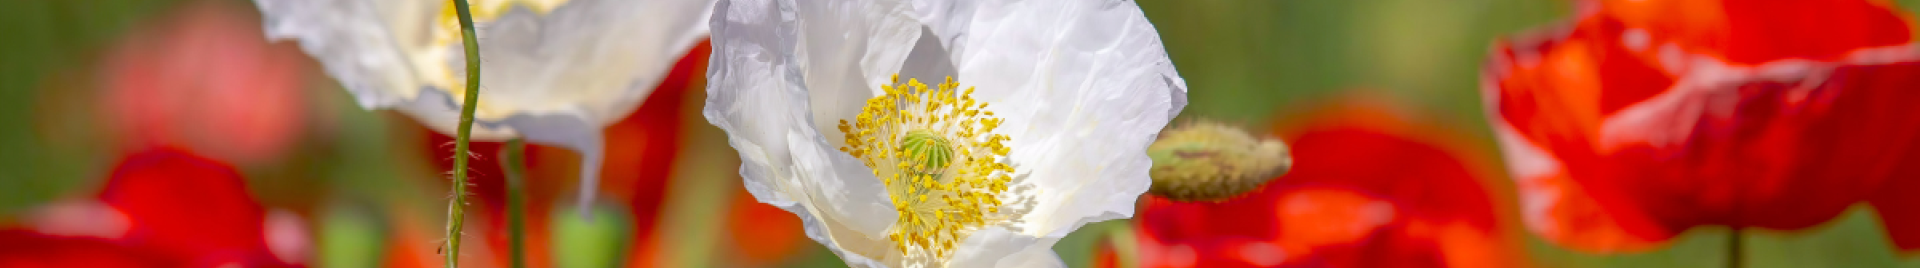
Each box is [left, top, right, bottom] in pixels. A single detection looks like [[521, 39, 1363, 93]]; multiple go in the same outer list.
[[953, 0, 1184, 239], [907, 0, 974, 60], [255, 0, 714, 212], [792, 0, 922, 138], [706, 0, 912, 265]]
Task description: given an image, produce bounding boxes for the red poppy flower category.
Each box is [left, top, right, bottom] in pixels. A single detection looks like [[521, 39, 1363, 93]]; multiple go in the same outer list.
[[1483, 0, 1920, 252], [102, 1, 307, 166], [1099, 102, 1523, 268], [3, 148, 305, 267], [0, 231, 167, 268], [102, 148, 273, 265]]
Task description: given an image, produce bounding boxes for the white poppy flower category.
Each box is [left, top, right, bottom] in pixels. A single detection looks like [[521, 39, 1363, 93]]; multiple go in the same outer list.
[[703, 0, 1187, 267], [252, 0, 714, 209]]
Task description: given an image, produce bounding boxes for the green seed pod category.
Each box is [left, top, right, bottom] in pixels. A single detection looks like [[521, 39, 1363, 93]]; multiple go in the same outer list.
[[1147, 121, 1292, 202], [899, 129, 955, 175]]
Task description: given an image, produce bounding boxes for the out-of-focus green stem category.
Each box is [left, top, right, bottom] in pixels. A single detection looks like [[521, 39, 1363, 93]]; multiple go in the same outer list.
[[1728, 227, 1743, 268], [1108, 224, 1140, 268], [444, 0, 480, 267], [502, 139, 528, 268]]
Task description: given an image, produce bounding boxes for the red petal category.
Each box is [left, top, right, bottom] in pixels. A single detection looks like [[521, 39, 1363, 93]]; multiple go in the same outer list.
[[725, 187, 807, 266], [1133, 231, 1288, 268], [1483, 32, 1687, 251], [1600, 0, 1913, 65], [1271, 105, 1520, 267], [0, 231, 168, 268], [1487, 0, 1920, 253], [1127, 101, 1521, 267], [99, 148, 285, 266], [1092, 242, 1120, 268], [1876, 162, 1920, 251], [1858, 63, 1920, 252], [1269, 188, 1395, 261]]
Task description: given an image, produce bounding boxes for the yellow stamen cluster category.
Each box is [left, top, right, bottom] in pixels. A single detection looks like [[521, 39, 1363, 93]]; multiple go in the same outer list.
[[837, 75, 1015, 263]]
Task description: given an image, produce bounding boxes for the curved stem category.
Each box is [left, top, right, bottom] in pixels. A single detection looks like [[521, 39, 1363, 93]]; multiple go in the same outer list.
[[502, 139, 528, 268], [444, 0, 480, 267]]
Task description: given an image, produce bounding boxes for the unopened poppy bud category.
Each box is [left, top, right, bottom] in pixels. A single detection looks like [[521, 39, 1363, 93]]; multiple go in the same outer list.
[[1148, 121, 1292, 202]]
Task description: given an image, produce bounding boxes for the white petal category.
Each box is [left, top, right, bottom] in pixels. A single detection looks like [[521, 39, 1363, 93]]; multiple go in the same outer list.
[[499, 111, 606, 216], [948, 227, 1066, 268], [707, 0, 903, 264], [786, 132, 903, 266], [395, 89, 523, 140], [254, 0, 430, 111], [792, 0, 922, 140], [262, 0, 714, 135], [258, 0, 716, 215], [460, 0, 714, 126], [894, 26, 960, 87], [478, 0, 714, 214], [953, 0, 1185, 238], [907, 0, 975, 61], [994, 244, 1068, 268]]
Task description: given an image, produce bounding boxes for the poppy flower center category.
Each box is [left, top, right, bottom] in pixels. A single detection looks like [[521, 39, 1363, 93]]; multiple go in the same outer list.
[[837, 74, 1015, 264]]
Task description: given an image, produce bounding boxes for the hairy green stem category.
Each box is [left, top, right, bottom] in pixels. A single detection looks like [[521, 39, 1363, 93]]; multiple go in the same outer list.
[[444, 0, 480, 267], [502, 139, 528, 268]]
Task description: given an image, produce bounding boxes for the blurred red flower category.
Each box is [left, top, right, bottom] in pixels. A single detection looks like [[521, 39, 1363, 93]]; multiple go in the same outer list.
[[102, 148, 290, 267], [724, 185, 808, 267], [102, 1, 308, 166], [1484, 0, 1920, 252], [1, 148, 303, 267], [0, 231, 166, 268], [1098, 101, 1524, 268]]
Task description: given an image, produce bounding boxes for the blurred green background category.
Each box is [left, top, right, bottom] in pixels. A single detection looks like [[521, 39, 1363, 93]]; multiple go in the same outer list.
[[4, 0, 1920, 267]]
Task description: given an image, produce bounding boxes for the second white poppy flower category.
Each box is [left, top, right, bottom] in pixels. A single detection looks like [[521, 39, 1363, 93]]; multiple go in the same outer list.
[[704, 0, 1188, 267]]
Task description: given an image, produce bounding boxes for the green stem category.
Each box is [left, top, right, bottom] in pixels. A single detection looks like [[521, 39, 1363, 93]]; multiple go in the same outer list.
[[501, 139, 528, 268], [444, 0, 480, 267], [1728, 227, 1744, 268], [1108, 225, 1140, 268]]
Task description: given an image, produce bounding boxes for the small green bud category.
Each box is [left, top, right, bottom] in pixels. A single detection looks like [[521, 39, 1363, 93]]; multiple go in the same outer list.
[[1147, 121, 1292, 202]]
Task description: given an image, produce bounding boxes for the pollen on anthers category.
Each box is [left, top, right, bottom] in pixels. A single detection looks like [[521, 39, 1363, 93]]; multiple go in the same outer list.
[[836, 74, 1014, 264]]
